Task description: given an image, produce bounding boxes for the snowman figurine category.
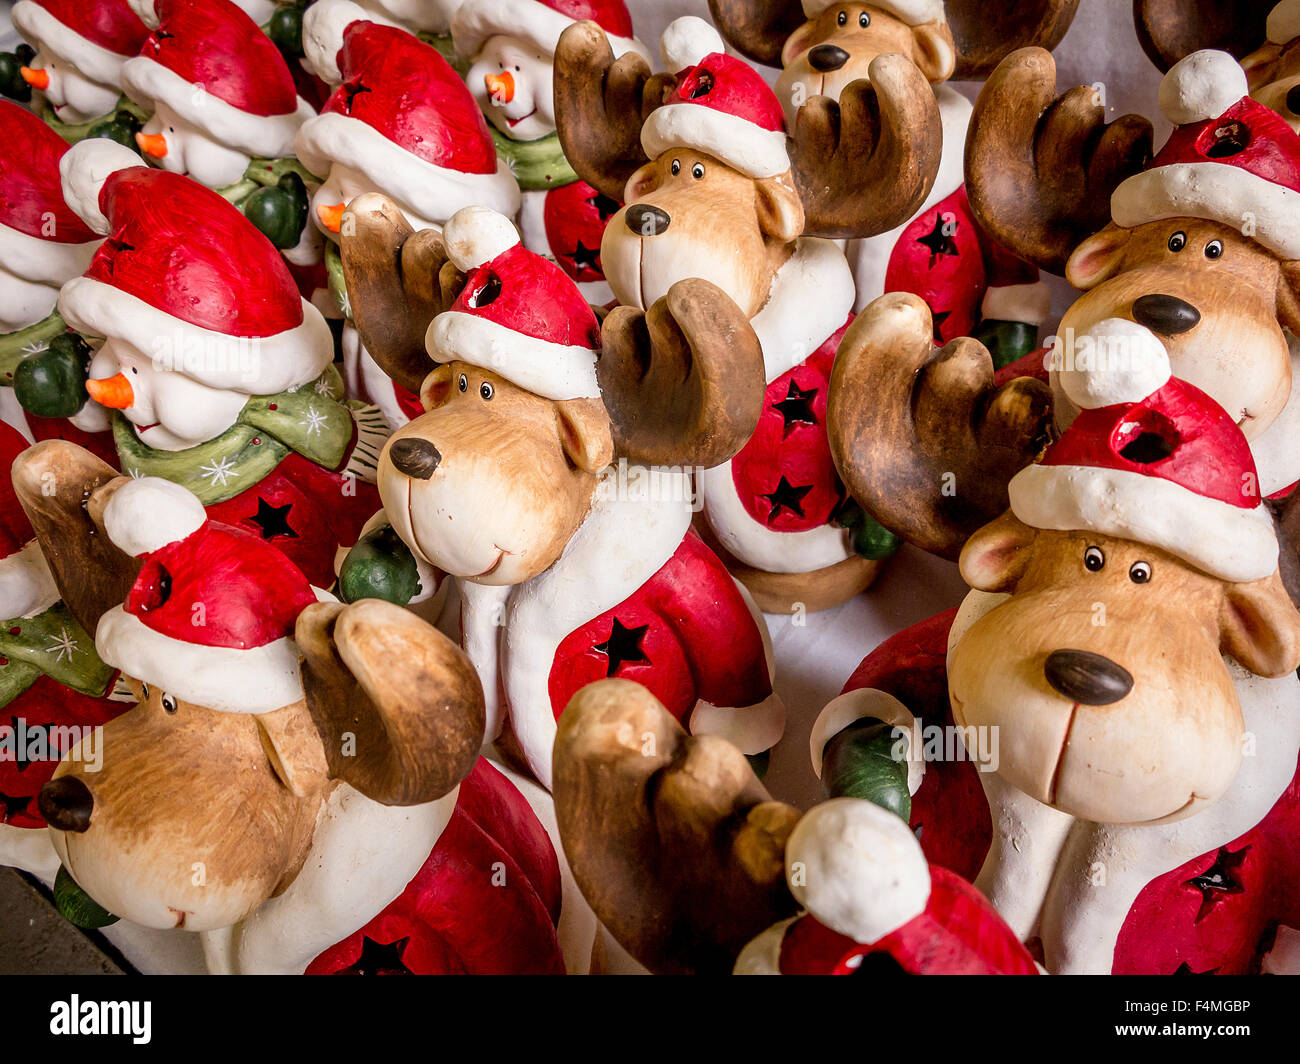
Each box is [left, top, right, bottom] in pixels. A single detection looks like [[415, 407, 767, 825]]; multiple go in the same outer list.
[[299, 0, 518, 429], [450, 0, 649, 305], [7, 0, 151, 143], [58, 139, 389, 589]]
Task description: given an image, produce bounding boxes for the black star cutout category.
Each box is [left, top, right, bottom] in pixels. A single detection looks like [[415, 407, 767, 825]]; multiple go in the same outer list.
[[340, 935, 412, 975], [1172, 961, 1220, 975], [8, 716, 31, 773], [587, 191, 620, 222], [568, 239, 601, 273], [762, 477, 813, 522], [592, 618, 650, 677], [0, 791, 30, 824], [249, 498, 298, 540], [916, 214, 960, 268], [341, 78, 372, 114], [1185, 845, 1248, 922], [930, 309, 951, 343], [771, 380, 818, 436]]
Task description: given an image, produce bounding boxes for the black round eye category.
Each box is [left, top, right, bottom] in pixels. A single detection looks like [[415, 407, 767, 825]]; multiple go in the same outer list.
[[859, 12, 870, 26], [691, 162, 704, 179], [162, 693, 177, 714], [480, 381, 494, 400], [514, 65, 520, 72], [1205, 239, 1223, 259], [458, 373, 467, 392], [1084, 545, 1105, 571], [1168, 230, 1186, 252], [1129, 561, 1152, 584], [131, 367, 138, 374], [837, 11, 847, 25], [670, 158, 680, 176]]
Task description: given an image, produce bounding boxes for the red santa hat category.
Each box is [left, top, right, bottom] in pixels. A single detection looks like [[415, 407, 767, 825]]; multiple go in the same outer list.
[[799, 0, 944, 23], [643, 17, 790, 180], [1111, 49, 1300, 259], [426, 205, 602, 401], [1012, 319, 1277, 584], [57, 139, 333, 395], [95, 477, 320, 715], [0, 101, 101, 288], [11, 0, 149, 90], [120, 0, 313, 162], [298, 2, 518, 221], [450, 0, 649, 63], [1267, 1, 1300, 44], [0, 422, 59, 622]]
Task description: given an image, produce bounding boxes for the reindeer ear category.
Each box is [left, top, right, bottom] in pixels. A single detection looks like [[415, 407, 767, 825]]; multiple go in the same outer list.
[[912, 21, 958, 82], [419, 365, 455, 411], [256, 701, 329, 798], [556, 397, 615, 474], [623, 161, 659, 204], [779, 19, 818, 66], [1065, 224, 1132, 290], [753, 173, 805, 244], [1276, 260, 1300, 337], [1239, 41, 1282, 83], [1219, 570, 1300, 678], [959, 511, 1038, 592]]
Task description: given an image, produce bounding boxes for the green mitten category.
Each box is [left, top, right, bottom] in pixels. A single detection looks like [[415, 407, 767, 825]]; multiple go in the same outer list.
[[0, 46, 36, 103], [338, 525, 421, 605], [832, 497, 902, 560], [820, 717, 911, 821], [54, 865, 118, 929], [973, 319, 1039, 371], [243, 173, 308, 250], [266, 3, 307, 59], [14, 333, 92, 418]]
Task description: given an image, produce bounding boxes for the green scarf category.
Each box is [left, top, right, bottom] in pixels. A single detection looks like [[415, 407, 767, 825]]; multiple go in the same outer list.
[[38, 95, 150, 145], [325, 240, 349, 319], [0, 601, 114, 706], [0, 311, 67, 383], [490, 128, 578, 191], [113, 366, 356, 505]]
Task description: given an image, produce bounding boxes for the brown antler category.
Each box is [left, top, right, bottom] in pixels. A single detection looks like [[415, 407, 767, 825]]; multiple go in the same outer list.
[[297, 599, 485, 806], [554, 21, 675, 203], [1133, 0, 1273, 71], [946, 0, 1080, 80], [789, 54, 942, 239], [599, 278, 765, 469], [553, 679, 801, 975], [827, 293, 1055, 559], [339, 193, 464, 395], [707, 0, 806, 66], [965, 47, 1153, 275]]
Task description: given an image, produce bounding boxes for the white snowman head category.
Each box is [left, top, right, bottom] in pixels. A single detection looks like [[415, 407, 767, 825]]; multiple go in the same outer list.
[[465, 35, 557, 142], [135, 103, 251, 190], [0, 269, 61, 333], [22, 50, 121, 126], [308, 161, 444, 244]]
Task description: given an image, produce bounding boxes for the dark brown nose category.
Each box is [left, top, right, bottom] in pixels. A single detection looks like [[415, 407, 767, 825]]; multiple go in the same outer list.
[[626, 203, 670, 237], [389, 437, 441, 480], [808, 44, 849, 72], [39, 776, 94, 833], [1044, 649, 1134, 706], [1132, 294, 1200, 335]]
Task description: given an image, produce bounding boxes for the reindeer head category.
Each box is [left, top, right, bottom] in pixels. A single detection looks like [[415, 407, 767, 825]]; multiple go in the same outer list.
[[553, 16, 941, 314], [12, 451, 483, 931]]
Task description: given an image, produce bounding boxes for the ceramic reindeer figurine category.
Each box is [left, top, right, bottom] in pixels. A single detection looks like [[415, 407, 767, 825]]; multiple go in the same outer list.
[[338, 200, 784, 789], [12, 443, 598, 974], [451, 0, 651, 305], [554, 15, 942, 612], [57, 139, 387, 589], [552, 678, 1037, 975], [817, 322, 1300, 973]]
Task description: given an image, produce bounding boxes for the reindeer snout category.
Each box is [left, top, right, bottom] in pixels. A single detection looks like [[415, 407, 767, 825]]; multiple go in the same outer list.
[[39, 777, 94, 833], [389, 437, 442, 480], [808, 44, 850, 72], [1132, 294, 1200, 335], [1043, 649, 1134, 706], [625, 204, 670, 237]]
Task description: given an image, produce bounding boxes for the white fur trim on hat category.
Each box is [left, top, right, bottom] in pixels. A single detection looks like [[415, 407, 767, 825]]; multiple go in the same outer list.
[[441, 205, 521, 271], [96, 606, 305, 714], [233, 0, 276, 25], [127, 0, 160, 29], [355, 0, 462, 35], [121, 58, 315, 160], [103, 477, 206, 557], [426, 311, 601, 401], [296, 115, 521, 225], [642, 104, 790, 179], [659, 16, 723, 71], [0, 540, 59, 621], [801, 0, 945, 25], [1268, 1, 1300, 44], [690, 689, 786, 755], [1056, 318, 1171, 410], [12, 1, 136, 89], [1009, 463, 1279, 583], [786, 798, 931, 944], [1112, 162, 1300, 259], [451, 0, 651, 65], [303, 0, 372, 84], [981, 280, 1051, 327], [809, 688, 924, 796], [59, 279, 335, 396], [0, 219, 99, 288], [1158, 50, 1249, 125], [58, 138, 143, 236]]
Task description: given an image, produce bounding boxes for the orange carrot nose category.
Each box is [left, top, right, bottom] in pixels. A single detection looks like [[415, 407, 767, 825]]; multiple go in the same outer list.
[[135, 132, 168, 158], [485, 71, 515, 104], [86, 373, 134, 410], [20, 66, 50, 91], [316, 201, 346, 233]]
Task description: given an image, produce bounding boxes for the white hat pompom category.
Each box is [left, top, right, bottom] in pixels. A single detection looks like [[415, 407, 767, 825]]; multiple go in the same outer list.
[[103, 477, 207, 558], [303, 0, 370, 84], [660, 16, 725, 71], [786, 798, 931, 944], [127, 0, 161, 30], [1057, 318, 1172, 410], [59, 138, 145, 235], [441, 205, 521, 272], [1159, 50, 1249, 125], [1268, 1, 1300, 45]]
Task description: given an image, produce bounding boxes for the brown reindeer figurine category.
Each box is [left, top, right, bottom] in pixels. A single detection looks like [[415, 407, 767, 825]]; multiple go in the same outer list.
[[553, 14, 942, 612], [337, 199, 784, 790]]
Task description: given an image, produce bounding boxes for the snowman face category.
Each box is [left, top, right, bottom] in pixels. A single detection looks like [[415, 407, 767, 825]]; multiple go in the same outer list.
[[310, 161, 442, 242], [467, 36, 556, 142], [0, 266, 59, 332], [87, 340, 249, 451], [137, 104, 250, 190], [24, 50, 121, 125]]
